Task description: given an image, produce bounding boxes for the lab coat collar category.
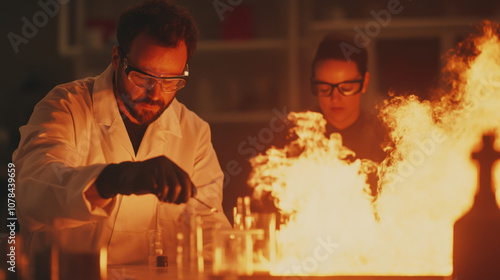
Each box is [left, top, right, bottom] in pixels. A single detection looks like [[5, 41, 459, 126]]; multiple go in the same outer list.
[[153, 99, 183, 139], [92, 64, 183, 139], [92, 64, 122, 127]]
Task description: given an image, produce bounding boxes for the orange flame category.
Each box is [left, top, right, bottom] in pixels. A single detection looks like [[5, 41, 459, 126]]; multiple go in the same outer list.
[[248, 21, 500, 276]]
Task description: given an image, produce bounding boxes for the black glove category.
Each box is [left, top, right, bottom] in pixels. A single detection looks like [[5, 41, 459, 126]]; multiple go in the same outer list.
[[95, 156, 194, 203]]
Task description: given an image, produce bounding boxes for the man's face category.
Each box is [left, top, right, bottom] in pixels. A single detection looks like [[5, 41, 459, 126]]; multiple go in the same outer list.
[[112, 32, 188, 125], [314, 59, 370, 130]]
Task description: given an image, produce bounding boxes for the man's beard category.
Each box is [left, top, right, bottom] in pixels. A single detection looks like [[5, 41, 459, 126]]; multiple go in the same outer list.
[[115, 69, 170, 126]]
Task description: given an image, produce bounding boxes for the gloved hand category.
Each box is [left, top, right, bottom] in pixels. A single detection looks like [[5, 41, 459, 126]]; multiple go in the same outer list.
[[95, 156, 194, 203]]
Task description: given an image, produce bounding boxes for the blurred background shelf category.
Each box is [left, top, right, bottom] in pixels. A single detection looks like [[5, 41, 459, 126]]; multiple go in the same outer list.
[[198, 39, 288, 51], [197, 111, 275, 124], [310, 17, 490, 31]]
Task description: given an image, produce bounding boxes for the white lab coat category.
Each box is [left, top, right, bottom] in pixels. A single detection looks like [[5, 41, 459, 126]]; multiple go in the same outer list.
[[12, 65, 231, 265]]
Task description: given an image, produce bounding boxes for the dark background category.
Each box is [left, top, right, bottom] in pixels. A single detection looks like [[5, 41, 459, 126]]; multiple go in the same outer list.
[[2, 0, 500, 244]]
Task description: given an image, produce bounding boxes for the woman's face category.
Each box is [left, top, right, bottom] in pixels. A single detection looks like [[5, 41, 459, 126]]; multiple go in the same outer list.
[[314, 59, 369, 130]]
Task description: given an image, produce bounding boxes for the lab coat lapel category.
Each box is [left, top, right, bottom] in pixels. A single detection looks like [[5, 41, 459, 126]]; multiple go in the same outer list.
[[137, 99, 183, 160], [92, 65, 136, 161]]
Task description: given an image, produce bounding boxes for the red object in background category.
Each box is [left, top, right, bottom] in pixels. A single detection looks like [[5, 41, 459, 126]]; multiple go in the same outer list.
[[86, 18, 116, 43], [221, 5, 254, 40]]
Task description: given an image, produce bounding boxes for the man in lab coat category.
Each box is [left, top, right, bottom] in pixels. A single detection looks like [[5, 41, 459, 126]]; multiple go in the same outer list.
[[13, 0, 230, 265]]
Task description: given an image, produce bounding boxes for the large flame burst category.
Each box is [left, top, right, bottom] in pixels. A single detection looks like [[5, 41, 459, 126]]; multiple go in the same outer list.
[[248, 21, 500, 276]]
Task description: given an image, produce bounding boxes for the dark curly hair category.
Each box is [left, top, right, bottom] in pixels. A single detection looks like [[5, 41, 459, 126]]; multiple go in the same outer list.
[[116, 0, 198, 61], [312, 33, 368, 77]]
